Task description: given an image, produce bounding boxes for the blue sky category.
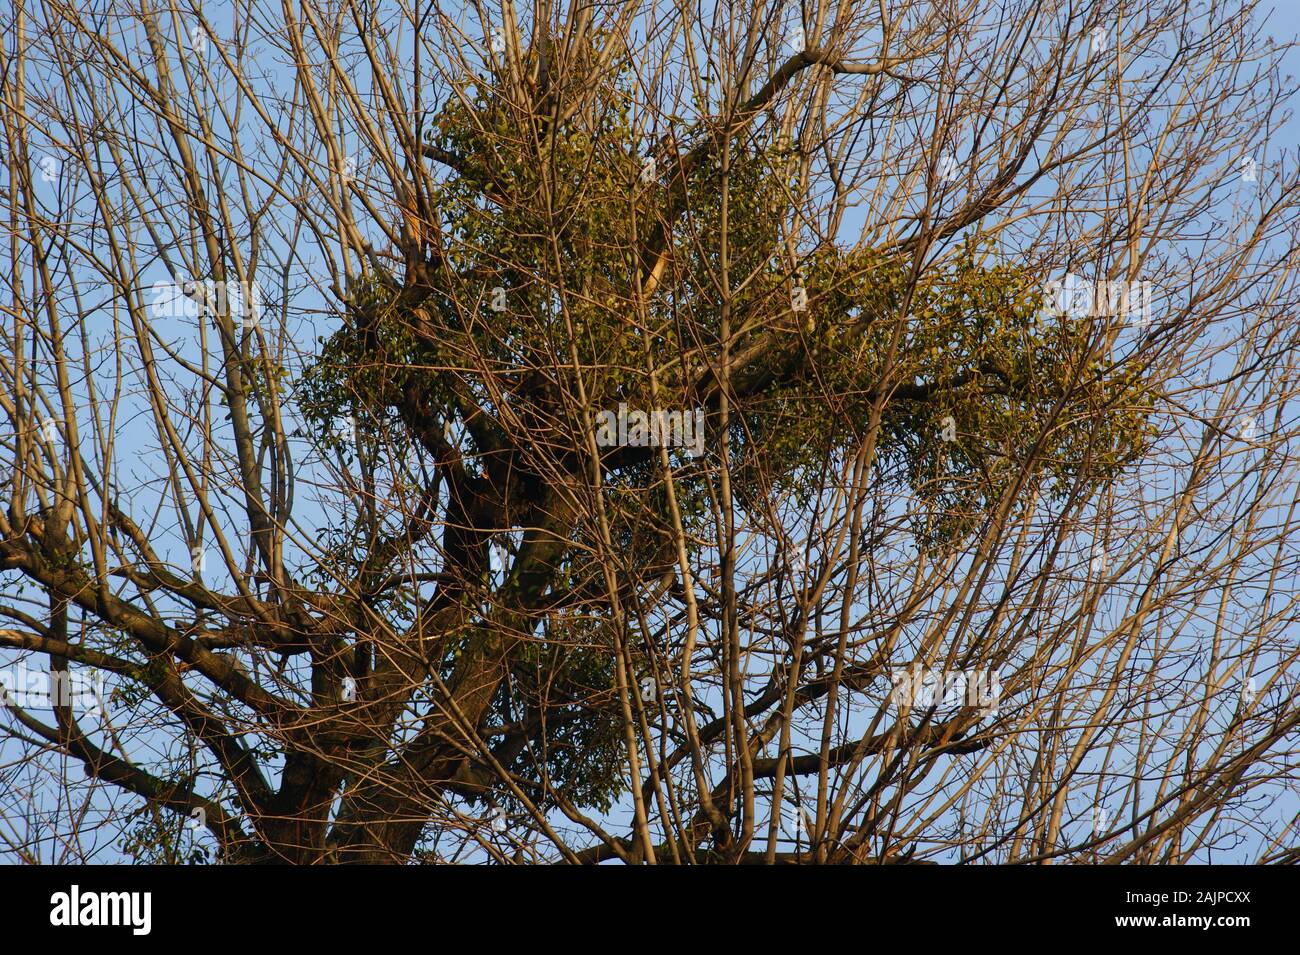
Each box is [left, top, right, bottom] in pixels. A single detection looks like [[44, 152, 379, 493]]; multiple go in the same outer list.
[[1, 0, 1298, 864]]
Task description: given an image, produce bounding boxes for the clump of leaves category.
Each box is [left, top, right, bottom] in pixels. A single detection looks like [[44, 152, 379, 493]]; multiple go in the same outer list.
[[301, 40, 1153, 811]]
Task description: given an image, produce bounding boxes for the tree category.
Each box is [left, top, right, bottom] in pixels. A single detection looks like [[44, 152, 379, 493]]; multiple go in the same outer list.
[[0, 0, 1297, 864]]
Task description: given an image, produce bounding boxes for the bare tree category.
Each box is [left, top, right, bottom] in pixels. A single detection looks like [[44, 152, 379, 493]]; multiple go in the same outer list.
[[0, 0, 1296, 864]]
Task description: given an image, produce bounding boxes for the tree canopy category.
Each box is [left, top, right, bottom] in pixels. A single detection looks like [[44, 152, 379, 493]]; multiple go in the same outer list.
[[1, 0, 1296, 865]]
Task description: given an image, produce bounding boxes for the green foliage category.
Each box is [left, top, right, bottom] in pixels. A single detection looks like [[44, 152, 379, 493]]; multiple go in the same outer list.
[[300, 42, 1153, 813], [496, 617, 627, 815]]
